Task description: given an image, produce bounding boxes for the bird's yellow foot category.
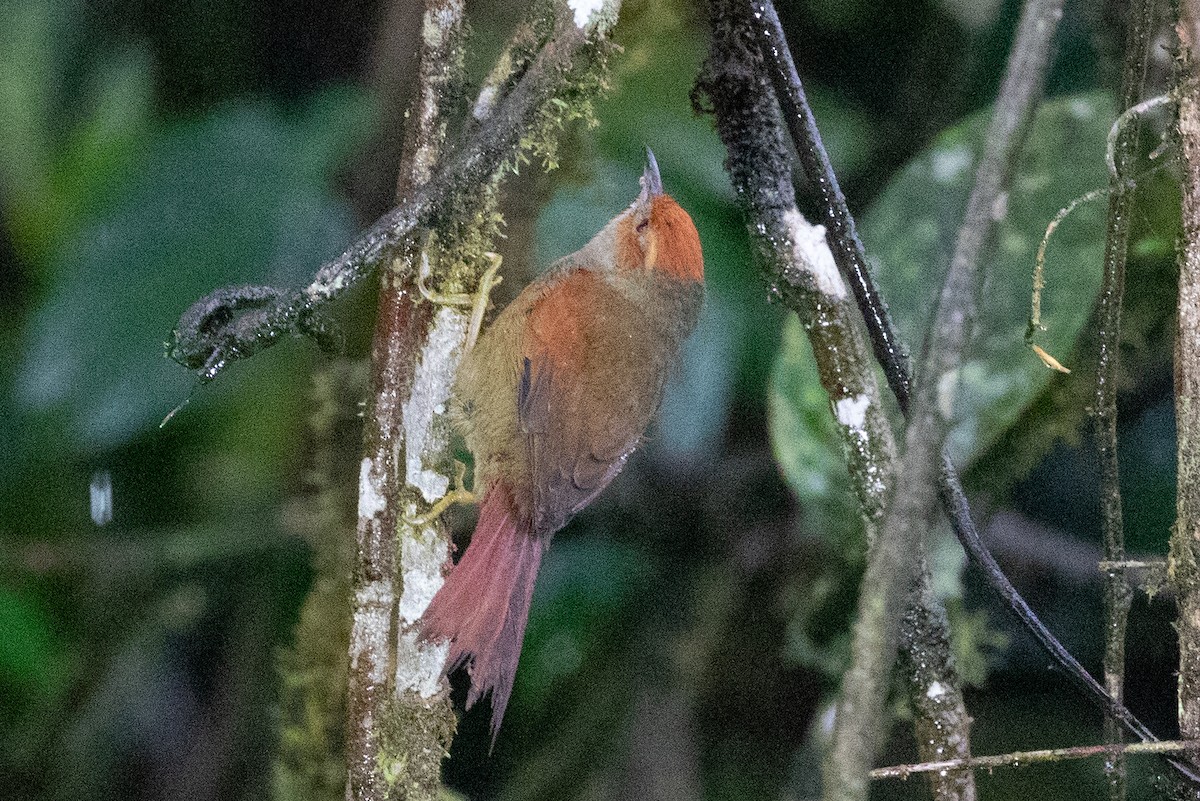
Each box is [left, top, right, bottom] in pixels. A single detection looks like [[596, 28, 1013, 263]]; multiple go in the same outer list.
[[417, 251, 504, 352], [405, 460, 477, 526]]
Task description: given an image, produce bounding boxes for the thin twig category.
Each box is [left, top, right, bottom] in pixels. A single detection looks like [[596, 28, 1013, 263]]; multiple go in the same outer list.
[[1170, 0, 1200, 782], [872, 739, 1200, 780], [1096, 4, 1156, 797]]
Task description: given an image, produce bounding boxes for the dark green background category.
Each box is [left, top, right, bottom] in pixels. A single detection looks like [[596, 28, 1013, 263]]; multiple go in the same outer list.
[[0, 0, 1183, 798]]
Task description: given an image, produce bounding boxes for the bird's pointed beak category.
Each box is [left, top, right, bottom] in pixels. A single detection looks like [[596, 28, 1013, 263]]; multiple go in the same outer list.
[[639, 147, 663, 204]]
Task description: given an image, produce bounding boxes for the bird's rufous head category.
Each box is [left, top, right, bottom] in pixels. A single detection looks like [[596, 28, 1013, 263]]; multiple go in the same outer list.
[[613, 149, 704, 283]]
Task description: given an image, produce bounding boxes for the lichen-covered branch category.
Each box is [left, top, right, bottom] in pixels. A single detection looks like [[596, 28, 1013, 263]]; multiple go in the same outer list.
[[1171, 0, 1200, 780], [695, 5, 974, 799], [898, 572, 975, 801], [1096, 3, 1156, 797], [346, 3, 465, 799]]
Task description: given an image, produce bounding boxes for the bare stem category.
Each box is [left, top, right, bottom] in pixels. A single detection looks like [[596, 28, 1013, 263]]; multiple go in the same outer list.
[[872, 739, 1200, 780], [1096, 4, 1156, 798]]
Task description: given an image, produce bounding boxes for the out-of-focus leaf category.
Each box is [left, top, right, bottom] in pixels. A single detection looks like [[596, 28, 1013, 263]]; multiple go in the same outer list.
[[0, 588, 66, 701], [14, 89, 373, 450], [45, 48, 155, 251], [770, 92, 1115, 521], [770, 93, 1115, 674], [1, 0, 69, 263], [1, 0, 155, 269], [864, 91, 1115, 464]]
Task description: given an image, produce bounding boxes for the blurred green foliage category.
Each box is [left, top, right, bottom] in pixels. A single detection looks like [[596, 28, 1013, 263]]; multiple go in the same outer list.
[[0, 0, 1186, 799]]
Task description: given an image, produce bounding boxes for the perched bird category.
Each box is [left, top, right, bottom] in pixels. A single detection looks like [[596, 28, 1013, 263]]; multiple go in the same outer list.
[[420, 150, 704, 737]]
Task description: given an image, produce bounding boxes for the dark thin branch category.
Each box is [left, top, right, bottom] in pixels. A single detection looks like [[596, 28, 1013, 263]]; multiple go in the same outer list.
[[743, 1, 911, 412], [748, 0, 1200, 790], [1097, 3, 1157, 798]]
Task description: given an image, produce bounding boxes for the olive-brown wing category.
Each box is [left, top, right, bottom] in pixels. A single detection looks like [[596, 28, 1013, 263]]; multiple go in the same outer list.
[[519, 270, 667, 537]]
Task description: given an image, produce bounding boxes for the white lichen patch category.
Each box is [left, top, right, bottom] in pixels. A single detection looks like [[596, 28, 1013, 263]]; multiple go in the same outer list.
[[398, 524, 450, 623], [783, 209, 847, 299], [358, 457, 387, 519], [990, 189, 1008, 222], [1069, 96, 1096, 120], [394, 630, 450, 697], [402, 306, 469, 501], [472, 85, 498, 121], [568, 0, 605, 28], [422, 0, 463, 48], [349, 579, 394, 685], [937, 367, 960, 420], [834, 393, 870, 430], [305, 271, 349, 301]]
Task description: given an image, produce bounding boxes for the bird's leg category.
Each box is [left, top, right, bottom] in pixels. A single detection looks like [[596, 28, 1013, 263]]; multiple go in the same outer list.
[[405, 460, 476, 526], [417, 251, 503, 352]]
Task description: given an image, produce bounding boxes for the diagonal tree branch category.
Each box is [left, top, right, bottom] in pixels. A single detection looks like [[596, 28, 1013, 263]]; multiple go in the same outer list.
[[166, 1, 620, 385]]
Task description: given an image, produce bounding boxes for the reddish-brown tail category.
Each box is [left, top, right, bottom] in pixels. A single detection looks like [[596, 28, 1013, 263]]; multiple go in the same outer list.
[[420, 482, 546, 739]]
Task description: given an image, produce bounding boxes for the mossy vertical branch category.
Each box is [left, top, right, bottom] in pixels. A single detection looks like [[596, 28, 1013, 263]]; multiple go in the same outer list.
[[274, 363, 365, 801], [344, 4, 623, 799], [1171, 0, 1200, 779]]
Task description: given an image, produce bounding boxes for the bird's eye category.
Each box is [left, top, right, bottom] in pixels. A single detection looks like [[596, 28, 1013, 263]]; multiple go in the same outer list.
[[636, 219, 649, 233]]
